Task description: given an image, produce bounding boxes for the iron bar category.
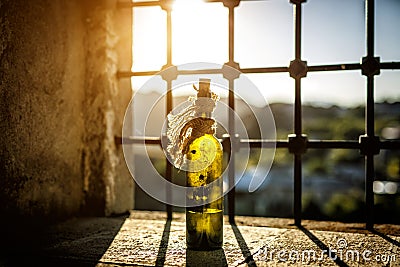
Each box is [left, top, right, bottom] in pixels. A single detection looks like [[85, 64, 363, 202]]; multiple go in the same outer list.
[[307, 63, 360, 72], [292, 1, 304, 226], [294, 79, 302, 136], [381, 62, 400, 69], [240, 67, 288, 73], [119, 136, 400, 151], [118, 136, 162, 145], [307, 140, 359, 149], [364, 0, 376, 230], [365, 154, 374, 229], [166, 8, 172, 67], [166, 161, 173, 219], [117, 61, 400, 79], [118, 71, 159, 78], [240, 139, 287, 148], [294, 154, 302, 226], [380, 140, 400, 150], [117, 1, 160, 8], [166, 81, 173, 220], [165, 6, 173, 220], [293, 78, 302, 227], [228, 79, 236, 223], [226, 1, 238, 223], [227, 4, 235, 64], [366, 0, 375, 59], [294, 4, 302, 60]]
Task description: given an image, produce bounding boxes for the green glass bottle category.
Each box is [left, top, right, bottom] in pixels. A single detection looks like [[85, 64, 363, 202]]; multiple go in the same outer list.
[[186, 79, 223, 250]]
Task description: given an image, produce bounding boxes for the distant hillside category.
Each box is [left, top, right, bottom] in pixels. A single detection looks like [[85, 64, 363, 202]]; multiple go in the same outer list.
[[131, 91, 400, 140]]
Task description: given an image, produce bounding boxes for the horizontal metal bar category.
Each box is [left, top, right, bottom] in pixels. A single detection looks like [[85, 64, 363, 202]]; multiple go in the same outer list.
[[117, 1, 160, 8], [117, 136, 400, 151], [239, 139, 360, 149], [119, 67, 292, 77], [240, 139, 288, 148], [240, 67, 288, 74], [380, 140, 400, 150], [117, 69, 224, 78], [381, 62, 400, 70], [307, 140, 360, 149], [119, 61, 400, 79], [117, 70, 159, 78], [179, 69, 224, 75], [117, 136, 162, 145], [308, 63, 361, 72]]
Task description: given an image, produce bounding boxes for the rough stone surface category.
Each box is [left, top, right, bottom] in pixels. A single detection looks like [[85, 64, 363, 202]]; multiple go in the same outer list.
[[0, 0, 86, 221], [4, 211, 398, 266], [80, 0, 133, 217], [0, 0, 133, 223]]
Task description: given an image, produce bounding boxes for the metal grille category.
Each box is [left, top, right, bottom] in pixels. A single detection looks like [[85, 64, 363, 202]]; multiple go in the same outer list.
[[117, 0, 400, 229]]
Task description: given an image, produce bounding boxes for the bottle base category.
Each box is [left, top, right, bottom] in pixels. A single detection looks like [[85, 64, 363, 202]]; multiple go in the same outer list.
[[186, 245, 223, 251], [186, 208, 223, 251]]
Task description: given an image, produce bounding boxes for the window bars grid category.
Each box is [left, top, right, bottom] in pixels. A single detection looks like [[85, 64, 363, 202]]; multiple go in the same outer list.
[[117, 0, 400, 229]]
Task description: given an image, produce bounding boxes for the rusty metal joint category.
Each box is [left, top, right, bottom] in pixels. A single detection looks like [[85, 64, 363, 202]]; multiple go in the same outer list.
[[288, 134, 308, 155], [361, 56, 381, 77], [159, 0, 174, 11], [289, 59, 308, 79], [222, 0, 240, 8], [289, 0, 307, 5], [359, 135, 380, 155], [160, 64, 178, 82], [223, 62, 241, 80]]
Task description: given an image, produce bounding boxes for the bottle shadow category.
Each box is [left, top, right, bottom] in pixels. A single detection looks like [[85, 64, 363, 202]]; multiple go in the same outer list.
[[155, 218, 229, 266], [186, 222, 257, 266], [186, 248, 228, 267]]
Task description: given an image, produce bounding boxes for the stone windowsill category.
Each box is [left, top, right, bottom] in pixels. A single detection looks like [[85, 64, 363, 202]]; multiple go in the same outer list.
[[3, 210, 400, 266]]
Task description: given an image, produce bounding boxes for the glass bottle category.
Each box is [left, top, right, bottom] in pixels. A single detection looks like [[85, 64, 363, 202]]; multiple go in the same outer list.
[[186, 79, 223, 250]]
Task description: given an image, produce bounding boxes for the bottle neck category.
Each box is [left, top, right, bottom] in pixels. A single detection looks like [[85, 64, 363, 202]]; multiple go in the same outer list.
[[201, 112, 211, 118]]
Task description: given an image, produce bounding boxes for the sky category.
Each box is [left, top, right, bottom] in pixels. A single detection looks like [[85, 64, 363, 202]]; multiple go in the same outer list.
[[131, 0, 400, 107]]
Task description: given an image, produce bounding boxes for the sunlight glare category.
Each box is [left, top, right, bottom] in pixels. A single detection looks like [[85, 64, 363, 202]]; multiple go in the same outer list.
[[132, 7, 166, 71], [172, 0, 228, 65]]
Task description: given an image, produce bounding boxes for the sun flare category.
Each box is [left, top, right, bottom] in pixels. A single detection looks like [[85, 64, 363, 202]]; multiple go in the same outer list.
[[171, 0, 228, 65]]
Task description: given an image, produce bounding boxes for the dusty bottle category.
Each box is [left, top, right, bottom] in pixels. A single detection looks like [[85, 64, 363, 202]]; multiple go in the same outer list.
[[185, 78, 223, 250]]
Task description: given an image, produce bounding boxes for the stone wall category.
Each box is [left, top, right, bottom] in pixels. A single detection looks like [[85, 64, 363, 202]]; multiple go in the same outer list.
[[0, 0, 133, 224]]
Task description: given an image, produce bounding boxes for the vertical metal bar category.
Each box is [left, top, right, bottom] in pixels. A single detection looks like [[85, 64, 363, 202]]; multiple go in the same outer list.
[[294, 4, 302, 61], [365, 0, 375, 229], [366, 0, 375, 63], [294, 81, 302, 226], [165, 8, 173, 220], [365, 149, 374, 229], [166, 9, 172, 66], [166, 80, 173, 220], [228, 79, 235, 223], [228, 6, 234, 63], [294, 154, 302, 225], [294, 79, 302, 136], [293, 3, 302, 226], [227, 5, 236, 223]]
